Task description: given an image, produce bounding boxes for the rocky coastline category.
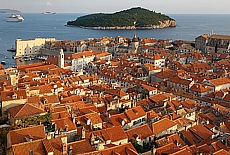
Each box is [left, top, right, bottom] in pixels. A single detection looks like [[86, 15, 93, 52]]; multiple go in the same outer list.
[[67, 20, 176, 30]]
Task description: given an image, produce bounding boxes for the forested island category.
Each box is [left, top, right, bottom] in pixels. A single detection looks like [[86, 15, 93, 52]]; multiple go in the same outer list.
[[0, 9, 21, 14], [67, 7, 176, 30]]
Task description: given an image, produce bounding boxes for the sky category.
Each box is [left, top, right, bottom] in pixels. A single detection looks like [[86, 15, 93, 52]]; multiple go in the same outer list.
[[1, 0, 230, 14]]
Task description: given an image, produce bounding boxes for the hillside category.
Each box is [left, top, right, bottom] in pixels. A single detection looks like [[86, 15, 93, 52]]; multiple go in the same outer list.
[[67, 7, 176, 30], [0, 9, 21, 14]]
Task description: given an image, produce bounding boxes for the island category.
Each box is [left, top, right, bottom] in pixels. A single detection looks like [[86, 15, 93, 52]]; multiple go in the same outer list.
[[0, 9, 21, 14], [67, 7, 176, 30]]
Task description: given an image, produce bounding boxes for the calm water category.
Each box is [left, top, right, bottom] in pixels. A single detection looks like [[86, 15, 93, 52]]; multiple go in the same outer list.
[[1, 13, 230, 67]]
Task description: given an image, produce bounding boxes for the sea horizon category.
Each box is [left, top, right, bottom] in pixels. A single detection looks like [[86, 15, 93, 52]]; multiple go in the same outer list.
[[1, 13, 230, 67]]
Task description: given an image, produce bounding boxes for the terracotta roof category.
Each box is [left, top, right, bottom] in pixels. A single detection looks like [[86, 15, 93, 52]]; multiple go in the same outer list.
[[1, 89, 27, 101], [168, 76, 193, 85], [8, 104, 46, 119], [149, 93, 175, 103], [100, 143, 138, 155], [190, 84, 213, 93], [71, 50, 94, 59], [170, 148, 193, 155], [8, 125, 46, 146], [213, 149, 230, 155], [52, 106, 67, 113], [174, 117, 194, 129], [105, 88, 128, 97], [196, 144, 214, 154], [60, 95, 82, 104], [188, 124, 213, 140], [12, 136, 65, 155], [110, 113, 130, 126], [86, 126, 127, 143], [125, 106, 146, 121], [82, 142, 137, 155], [52, 117, 77, 131], [210, 34, 230, 40], [180, 130, 200, 145], [125, 124, 153, 140], [209, 77, 230, 86], [155, 143, 178, 155], [51, 111, 70, 120], [211, 140, 228, 152], [27, 96, 40, 104], [67, 139, 96, 154], [36, 84, 53, 94], [144, 63, 161, 71], [141, 84, 157, 92], [41, 95, 60, 104], [77, 112, 102, 125], [150, 118, 177, 135]]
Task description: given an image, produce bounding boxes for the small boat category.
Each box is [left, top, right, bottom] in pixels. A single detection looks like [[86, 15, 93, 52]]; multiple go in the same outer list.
[[5, 56, 8, 59], [1, 61, 6, 65], [6, 14, 24, 22], [37, 56, 48, 60], [24, 57, 31, 61], [42, 11, 56, 14], [7, 47, 16, 52]]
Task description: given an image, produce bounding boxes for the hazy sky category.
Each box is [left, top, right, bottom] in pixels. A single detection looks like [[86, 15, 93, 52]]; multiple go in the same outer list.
[[2, 0, 230, 14]]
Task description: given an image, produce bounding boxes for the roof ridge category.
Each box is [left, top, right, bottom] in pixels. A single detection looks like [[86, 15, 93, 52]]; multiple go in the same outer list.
[[9, 125, 44, 134], [11, 138, 44, 147], [13, 104, 27, 118], [14, 103, 45, 118]]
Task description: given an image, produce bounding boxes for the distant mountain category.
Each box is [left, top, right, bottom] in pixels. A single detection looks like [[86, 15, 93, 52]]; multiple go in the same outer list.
[[0, 9, 21, 14], [67, 7, 176, 30]]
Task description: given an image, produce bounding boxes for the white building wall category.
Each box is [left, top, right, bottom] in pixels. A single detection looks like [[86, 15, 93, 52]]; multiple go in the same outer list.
[[15, 38, 56, 58]]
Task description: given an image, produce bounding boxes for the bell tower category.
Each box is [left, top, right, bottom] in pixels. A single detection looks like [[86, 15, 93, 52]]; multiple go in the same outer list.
[[58, 49, 64, 68]]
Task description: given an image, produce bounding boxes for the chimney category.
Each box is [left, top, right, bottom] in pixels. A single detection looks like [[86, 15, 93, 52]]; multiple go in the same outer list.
[[68, 146, 73, 155], [47, 132, 52, 140], [168, 96, 172, 102], [81, 127, 86, 139], [72, 117, 76, 124], [61, 136, 68, 154]]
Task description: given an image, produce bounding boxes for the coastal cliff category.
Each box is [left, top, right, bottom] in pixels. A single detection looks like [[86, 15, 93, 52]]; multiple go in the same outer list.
[[67, 7, 176, 30]]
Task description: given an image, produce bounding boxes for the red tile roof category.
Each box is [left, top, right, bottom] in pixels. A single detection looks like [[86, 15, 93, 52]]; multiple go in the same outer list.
[[8, 125, 46, 146], [8, 103, 46, 119], [52, 117, 77, 131], [125, 124, 153, 140], [12, 136, 65, 155], [110, 113, 130, 126], [150, 118, 177, 135], [125, 106, 146, 121], [188, 124, 213, 140], [1, 89, 27, 101], [209, 77, 230, 86], [213, 149, 230, 155], [67, 139, 96, 154], [86, 126, 127, 143]]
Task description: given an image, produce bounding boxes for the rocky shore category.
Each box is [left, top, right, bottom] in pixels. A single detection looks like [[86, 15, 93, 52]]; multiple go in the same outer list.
[[68, 20, 176, 30]]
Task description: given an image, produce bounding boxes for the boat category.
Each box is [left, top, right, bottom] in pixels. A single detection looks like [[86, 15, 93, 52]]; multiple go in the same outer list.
[[24, 57, 31, 61], [6, 14, 24, 22], [37, 56, 48, 60], [1, 61, 6, 65], [42, 11, 56, 14], [7, 46, 16, 52]]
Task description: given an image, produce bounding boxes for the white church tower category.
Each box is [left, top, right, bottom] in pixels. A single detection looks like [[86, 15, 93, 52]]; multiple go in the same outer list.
[[58, 49, 64, 68]]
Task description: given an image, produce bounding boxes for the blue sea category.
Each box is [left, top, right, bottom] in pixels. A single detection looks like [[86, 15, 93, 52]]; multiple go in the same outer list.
[[1, 13, 230, 67]]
